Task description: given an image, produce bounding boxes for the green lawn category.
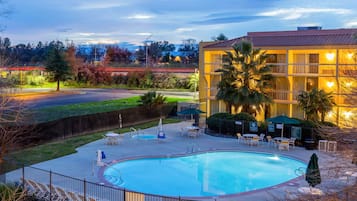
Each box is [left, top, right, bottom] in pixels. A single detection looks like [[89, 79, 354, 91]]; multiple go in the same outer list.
[[8, 118, 181, 166], [32, 96, 190, 122]]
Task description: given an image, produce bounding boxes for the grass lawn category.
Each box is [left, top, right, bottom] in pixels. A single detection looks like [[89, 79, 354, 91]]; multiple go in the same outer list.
[[8, 118, 181, 167], [32, 96, 191, 122]]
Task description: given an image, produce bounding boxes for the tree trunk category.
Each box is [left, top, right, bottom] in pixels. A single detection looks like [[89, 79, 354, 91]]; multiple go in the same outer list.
[[56, 79, 60, 91], [242, 104, 250, 113], [226, 103, 232, 114]]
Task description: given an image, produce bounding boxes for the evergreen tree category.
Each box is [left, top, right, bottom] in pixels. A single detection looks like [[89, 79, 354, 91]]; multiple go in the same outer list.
[[45, 41, 71, 91]]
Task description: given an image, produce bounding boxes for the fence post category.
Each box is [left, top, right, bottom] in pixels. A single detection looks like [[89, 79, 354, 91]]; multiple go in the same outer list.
[[123, 188, 126, 201], [21, 164, 25, 189], [84, 179, 87, 201], [49, 170, 52, 201]]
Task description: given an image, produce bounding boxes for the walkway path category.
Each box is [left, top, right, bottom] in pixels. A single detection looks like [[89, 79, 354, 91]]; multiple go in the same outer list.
[[7, 121, 357, 201]]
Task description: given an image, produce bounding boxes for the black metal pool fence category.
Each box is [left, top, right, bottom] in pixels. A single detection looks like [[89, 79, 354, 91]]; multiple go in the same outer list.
[[4, 165, 209, 201]]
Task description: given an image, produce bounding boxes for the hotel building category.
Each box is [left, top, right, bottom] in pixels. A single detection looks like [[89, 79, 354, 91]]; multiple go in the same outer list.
[[199, 27, 357, 127]]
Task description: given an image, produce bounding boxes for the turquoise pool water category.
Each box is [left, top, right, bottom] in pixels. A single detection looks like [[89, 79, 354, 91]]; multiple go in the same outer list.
[[103, 151, 306, 197], [131, 134, 157, 140]]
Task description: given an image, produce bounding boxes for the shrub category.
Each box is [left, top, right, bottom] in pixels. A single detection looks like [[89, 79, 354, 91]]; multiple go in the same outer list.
[[139, 91, 167, 109], [232, 112, 256, 121], [0, 183, 29, 201], [126, 72, 140, 87], [319, 121, 337, 127], [207, 113, 257, 135], [206, 113, 230, 132]]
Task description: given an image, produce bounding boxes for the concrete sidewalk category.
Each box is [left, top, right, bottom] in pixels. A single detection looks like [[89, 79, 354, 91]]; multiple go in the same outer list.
[[7, 121, 357, 201]]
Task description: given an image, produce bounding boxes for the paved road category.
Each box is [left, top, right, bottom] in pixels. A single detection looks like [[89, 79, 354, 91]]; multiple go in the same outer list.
[[17, 88, 194, 109]]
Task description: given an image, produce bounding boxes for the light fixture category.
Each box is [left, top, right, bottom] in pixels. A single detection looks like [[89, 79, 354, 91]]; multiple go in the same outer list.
[[327, 81, 334, 88], [346, 82, 353, 88], [326, 53, 335, 61], [347, 53, 354, 60], [327, 111, 333, 118], [343, 111, 353, 119]]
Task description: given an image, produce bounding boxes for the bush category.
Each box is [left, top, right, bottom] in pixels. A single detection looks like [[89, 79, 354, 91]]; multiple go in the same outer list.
[[319, 121, 337, 127], [207, 112, 256, 135], [0, 183, 29, 201], [232, 112, 256, 121]]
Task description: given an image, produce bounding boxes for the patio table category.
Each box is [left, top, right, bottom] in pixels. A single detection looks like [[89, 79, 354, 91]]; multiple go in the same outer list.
[[185, 126, 199, 138], [105, 133, 120, 145]]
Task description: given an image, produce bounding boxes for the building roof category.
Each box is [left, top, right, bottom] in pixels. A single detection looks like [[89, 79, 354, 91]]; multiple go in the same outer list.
[[204, 28, 357, 49]]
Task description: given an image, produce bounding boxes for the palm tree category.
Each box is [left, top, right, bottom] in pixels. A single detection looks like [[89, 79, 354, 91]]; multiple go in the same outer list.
[[297, 88, 335, 122], [216, 40, 273, 115], [139, 91, 167, 109]]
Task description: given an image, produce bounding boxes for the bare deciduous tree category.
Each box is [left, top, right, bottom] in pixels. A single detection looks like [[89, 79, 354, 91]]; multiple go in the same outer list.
[[0, 79, 29, 164]]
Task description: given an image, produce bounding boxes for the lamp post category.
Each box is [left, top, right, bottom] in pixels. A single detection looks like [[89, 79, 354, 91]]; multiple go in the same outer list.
[[143, 35, 152, 68], [144, 40, 153, 68]]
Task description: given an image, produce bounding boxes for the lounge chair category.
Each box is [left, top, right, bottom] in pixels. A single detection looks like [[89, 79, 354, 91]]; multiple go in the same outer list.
[[23, 179, 45, 198], [236, 133, 244, 143], [289, 137, 296, 149], [259, 133, 265, 144], [266, 136, 274, 146], [278, 140, 290, 151], [67, 191, 81, 201], [76, 193, 97, 201], [50, 185, 70, 201], [249, 136, 260, 146]]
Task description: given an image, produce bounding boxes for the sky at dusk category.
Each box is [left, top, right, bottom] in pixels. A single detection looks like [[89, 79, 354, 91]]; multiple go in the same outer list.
[[1, 0, 357, 46]]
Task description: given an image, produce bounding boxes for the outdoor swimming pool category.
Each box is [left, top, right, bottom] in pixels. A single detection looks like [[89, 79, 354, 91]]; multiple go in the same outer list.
[[131, 134, 157, 140], [103, 151, 306, 197]]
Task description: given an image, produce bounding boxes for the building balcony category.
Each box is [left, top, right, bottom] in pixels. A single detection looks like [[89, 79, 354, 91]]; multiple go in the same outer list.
[[269, 90, 300, 103], [339, 65, 357, 77], [268, 63, 287, 74], [292, 64, 318, 75]]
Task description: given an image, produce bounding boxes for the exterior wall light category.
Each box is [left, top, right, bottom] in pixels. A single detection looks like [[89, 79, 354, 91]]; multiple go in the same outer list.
[[347, 53, 354, 60], [343, 111, 353, 119], [326, 53, 335, 61], [346, 82, 353, 88], [327, 111, 334, 118], [327, 81, 334, 88]]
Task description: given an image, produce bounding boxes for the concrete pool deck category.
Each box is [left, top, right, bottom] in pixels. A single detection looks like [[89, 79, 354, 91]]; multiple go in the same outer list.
[[7, 121, 357, 201]]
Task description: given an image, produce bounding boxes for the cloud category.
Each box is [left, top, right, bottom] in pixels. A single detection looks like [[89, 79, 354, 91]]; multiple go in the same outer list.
[[127, 14, 154, 20], [175, 27, 195, 33], [259, 8, 351, 20], [191, 15, 263, 25], [75, 2, 125, 10], [345, 21, 357, 27]]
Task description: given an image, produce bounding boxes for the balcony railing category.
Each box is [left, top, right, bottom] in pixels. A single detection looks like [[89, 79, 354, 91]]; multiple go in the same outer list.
[[338, 65, 357, 77], [269, 90, 302, 101], [208, 88, 218, 97], [292, 64, 318, 74], [268, 63, 287, 74], [269, 90, 289, 101]]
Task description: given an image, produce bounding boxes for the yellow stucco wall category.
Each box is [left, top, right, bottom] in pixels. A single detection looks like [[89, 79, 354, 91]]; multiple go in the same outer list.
[[199, 41, 357, 127]]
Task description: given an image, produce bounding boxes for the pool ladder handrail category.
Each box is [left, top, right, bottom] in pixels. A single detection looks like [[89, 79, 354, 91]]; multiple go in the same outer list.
[[103, 163, 124, 185], [187, 142, 198, 153], [130, 127, 138, 136], [295, 167, 305, 176]]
